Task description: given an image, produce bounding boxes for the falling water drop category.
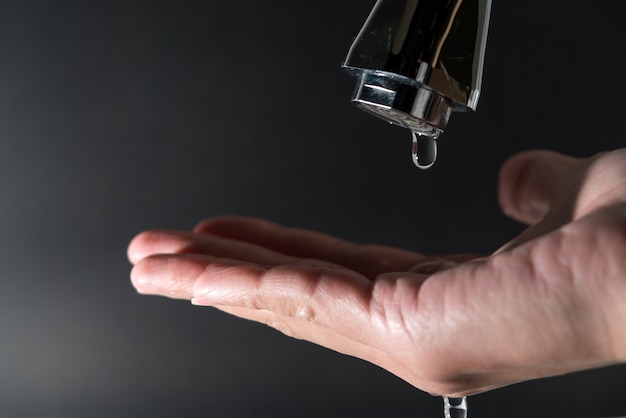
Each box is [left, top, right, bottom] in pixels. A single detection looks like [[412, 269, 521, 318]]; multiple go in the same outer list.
[[411, 131, 438, 169], [444, 396, 468, 418]]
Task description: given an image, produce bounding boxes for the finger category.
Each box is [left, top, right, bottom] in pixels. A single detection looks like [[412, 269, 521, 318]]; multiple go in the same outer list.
[[128, 229, 300, 266], [128, 228, 427, 280], [498, 150, 585, 224], [131, 253, 281, 301], [128, 230, 195, 264], [131, 253, 375, 335], [194, 216, 427, 277]]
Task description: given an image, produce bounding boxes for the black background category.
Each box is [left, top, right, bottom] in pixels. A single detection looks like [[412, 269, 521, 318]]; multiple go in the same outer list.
[[2, 1, 626, 417]]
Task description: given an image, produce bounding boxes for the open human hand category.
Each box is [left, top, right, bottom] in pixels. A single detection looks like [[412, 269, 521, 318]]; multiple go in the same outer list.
[[128, 149, 626, 396]]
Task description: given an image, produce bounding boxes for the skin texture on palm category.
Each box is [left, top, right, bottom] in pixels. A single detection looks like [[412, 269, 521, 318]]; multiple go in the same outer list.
[[128, 149, 626, 397]]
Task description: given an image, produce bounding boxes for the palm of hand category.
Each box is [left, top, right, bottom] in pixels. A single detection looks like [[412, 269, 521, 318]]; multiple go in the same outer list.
[[128, 149, 626, 396]]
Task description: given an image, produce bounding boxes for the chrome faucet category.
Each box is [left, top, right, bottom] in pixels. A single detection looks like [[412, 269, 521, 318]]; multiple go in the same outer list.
[[343, 0, 492, 139]]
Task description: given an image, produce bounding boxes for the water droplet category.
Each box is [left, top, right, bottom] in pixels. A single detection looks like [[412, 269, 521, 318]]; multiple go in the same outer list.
[[444, 396, 467, 418], [411, 131, 438, 169]]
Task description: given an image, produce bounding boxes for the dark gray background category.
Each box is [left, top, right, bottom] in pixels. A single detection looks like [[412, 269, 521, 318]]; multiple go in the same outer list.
[[1, 1, 626, 417]]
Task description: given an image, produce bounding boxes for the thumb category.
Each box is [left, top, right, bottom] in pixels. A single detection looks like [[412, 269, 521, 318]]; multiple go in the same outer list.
[[498, 150, 585, 225]]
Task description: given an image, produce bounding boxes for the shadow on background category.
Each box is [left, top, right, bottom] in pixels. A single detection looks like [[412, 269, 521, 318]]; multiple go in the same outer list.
[[1, 1, 626, 417]]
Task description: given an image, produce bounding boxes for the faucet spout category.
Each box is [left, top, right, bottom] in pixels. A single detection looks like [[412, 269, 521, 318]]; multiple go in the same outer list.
[[343, 0, 492, 136]]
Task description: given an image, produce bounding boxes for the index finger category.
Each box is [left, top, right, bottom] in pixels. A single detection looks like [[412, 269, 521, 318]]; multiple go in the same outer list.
[[194, 216, 428, 277]]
